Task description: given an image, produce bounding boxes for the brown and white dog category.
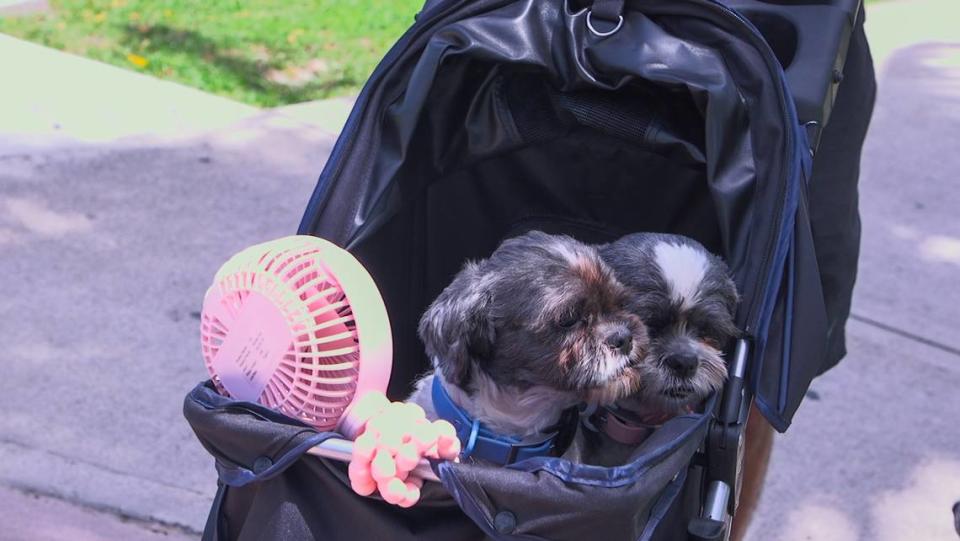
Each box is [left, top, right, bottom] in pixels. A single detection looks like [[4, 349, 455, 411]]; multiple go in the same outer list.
[[349, 231, 653, 506], [410, 230, 650, 437], [573, 233, 739, 465]]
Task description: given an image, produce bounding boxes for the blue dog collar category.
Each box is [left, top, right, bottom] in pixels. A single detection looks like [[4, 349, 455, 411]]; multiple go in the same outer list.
[[430, 376, 560, 465]]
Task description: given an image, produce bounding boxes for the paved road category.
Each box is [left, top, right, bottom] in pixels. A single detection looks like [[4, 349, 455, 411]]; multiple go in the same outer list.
[[0, 1, 957, 539]]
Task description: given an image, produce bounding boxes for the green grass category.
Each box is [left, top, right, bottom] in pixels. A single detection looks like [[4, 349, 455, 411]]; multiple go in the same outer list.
[[0, 0, 422, 107]]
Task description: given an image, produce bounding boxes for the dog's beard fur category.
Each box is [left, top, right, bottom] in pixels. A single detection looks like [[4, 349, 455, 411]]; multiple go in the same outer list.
[[567, 334, 645, 406], [601, 233, 739, 419], [413, 231, 650, 441], [622, 338, 727, 415]]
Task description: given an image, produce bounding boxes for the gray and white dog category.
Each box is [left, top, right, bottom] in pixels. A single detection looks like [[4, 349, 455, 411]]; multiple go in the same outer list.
[[408, 230, 650, 441], [600, 232, 739, 425]]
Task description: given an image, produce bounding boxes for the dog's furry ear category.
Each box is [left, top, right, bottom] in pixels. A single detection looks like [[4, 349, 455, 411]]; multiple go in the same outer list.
[[717, 273, 742, 340], [720, 273, 741, 322], [418, 261, 495, 388]]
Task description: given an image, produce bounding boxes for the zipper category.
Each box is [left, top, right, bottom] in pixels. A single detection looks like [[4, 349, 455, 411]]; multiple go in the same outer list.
[[700, 0, 800, 338]]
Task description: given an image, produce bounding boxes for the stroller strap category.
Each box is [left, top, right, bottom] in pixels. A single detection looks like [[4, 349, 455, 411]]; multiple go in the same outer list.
[[591, 406, 691, 445], [591, 407, 660, 445], [431, 376, 561, 465]]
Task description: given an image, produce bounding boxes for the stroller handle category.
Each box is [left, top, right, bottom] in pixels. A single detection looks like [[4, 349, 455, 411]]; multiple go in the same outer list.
[[307, 437, 441, 482]]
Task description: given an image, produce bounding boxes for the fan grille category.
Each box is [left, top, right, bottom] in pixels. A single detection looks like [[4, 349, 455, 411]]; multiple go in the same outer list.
[[201, 239, 363, 431]]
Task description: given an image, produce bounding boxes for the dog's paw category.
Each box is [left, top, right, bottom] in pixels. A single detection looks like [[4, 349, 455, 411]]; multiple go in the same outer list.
[[347, 394, 460, 507]]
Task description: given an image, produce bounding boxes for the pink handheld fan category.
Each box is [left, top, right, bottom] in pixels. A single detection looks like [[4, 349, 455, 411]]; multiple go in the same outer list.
[[201, 235, 391, 437]]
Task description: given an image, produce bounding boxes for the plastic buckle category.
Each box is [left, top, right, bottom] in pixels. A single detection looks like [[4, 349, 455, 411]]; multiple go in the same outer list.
[[707, 419, 747, 516], [690, 339, 750, 540], [688, 517, 727, 541]]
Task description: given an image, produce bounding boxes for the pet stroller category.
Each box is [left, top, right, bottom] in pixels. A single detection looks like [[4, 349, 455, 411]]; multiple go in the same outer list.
[[184, 0, 865, 539]]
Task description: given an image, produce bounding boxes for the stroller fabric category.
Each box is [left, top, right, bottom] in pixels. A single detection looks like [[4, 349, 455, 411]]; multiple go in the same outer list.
[[185, 0, 838, 539]]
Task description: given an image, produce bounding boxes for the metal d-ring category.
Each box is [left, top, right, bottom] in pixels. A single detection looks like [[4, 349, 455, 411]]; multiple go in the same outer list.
[[586, 11, 623, 37], [804, 120, 820, 157]]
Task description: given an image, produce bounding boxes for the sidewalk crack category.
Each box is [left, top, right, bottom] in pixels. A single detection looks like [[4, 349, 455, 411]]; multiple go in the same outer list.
[[0, 437, 211, 498], [849, 312, 960, 358], [1, 484, 203, 537]]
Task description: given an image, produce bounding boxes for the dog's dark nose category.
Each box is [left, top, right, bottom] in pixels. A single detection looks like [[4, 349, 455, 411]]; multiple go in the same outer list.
[[664, 353, 699, 378], [604, 329, 632, 355]]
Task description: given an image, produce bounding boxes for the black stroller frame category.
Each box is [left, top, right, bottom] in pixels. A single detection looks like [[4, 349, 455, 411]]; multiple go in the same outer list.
[[185, 1, 864, 539]]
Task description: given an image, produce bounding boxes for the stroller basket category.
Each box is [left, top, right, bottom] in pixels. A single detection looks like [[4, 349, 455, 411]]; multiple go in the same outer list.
[[184, 0, 861, 539]]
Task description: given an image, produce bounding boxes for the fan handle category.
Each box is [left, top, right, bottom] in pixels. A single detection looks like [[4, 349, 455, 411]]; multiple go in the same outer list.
[[306, 438, 440, 482]]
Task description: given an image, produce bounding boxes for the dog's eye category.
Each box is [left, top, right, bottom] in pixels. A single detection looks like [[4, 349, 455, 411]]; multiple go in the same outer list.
[[645, 316, 670, 335], [557, 311, 580, 328], [701, 337, 721, 349]]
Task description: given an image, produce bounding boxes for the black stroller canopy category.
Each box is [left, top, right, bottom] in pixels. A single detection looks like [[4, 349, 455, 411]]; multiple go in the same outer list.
[[299, 0, 826, 430]]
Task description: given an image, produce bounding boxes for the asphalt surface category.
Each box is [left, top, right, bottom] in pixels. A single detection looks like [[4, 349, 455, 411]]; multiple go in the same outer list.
[[0, 1, 958, 539]]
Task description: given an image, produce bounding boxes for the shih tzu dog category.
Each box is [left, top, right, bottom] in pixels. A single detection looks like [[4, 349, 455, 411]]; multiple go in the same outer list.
[[349, 231, 648, 507], [576, 232, 739, 463], [410, 230, 650, 438], [349, 231, 651, 505]]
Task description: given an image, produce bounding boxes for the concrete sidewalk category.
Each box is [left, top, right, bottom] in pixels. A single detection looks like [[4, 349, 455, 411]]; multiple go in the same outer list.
[[0, 486, 195, 541], [745, 1, 960, 540], [0, 0, 958, 539], [0, 31, 342, 538]]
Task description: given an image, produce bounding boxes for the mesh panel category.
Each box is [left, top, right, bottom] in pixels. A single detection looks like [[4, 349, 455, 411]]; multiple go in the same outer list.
[[554, 89, 656, 142], [504, 72, 662, 146], [502, 73, 567, 143]]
